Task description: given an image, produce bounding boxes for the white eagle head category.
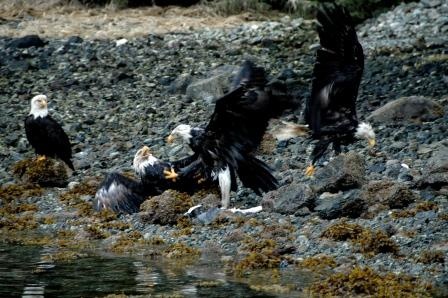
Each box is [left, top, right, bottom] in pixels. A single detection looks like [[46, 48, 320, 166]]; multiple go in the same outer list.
[[133, 145, 158, 175], [355, 122, 376, 147], [167, 124, 192, 144], [30, 94, 48, 119]]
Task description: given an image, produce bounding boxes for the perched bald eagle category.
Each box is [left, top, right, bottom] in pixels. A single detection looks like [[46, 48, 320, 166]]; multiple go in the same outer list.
[[275, 4, 375, 176], [167, 60, 294, 208], [25, 95, 74, 170]]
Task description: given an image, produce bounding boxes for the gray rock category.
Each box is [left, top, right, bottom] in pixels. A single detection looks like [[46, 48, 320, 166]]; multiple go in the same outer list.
[[368, 96, 444, 123], [261, 182, 314, 215], [311, 152, 366, 193], [417, 141, 448, 189], [7, 35, 45, 48], [314, 189, 366, 219], [361, 180, 417, 209]]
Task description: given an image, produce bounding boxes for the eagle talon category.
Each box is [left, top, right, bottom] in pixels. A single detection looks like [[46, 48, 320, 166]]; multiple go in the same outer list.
[[305, 165, 315, 177], [36, 155, 46, 162], [164, 168, 178, 181]]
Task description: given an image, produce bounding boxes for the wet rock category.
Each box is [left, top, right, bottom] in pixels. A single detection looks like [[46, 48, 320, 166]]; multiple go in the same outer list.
[[7, 35, 45, 48], [417, 141, 448, 189], [187, 206, 221, 225], [261, 182, 314, 215], [139, 190, 193, 225], [311, 152, 366, 193], [12, 158, 69, 187], [367, 96, 444, 123], [315, 189, 366, 219], [66, 36, 84, 45], [361, 180, 417, 209]]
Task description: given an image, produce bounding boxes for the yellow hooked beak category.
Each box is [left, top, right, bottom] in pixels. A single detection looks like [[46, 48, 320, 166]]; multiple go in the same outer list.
[[40, 99, 48, 109], [166, 134, 175, 144], [368, 138, 376, 148], [141, 145, 151, 156]]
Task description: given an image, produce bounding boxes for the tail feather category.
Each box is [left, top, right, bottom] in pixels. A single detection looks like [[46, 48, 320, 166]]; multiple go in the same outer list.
[[273, 121, 310, 141], [237, 156, 278, 195]]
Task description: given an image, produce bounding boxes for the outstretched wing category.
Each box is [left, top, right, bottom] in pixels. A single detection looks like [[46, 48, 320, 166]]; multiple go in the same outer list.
[[200, 61, 273, 164], [305, 3, 364, 137], [190, 61, 279, 192]]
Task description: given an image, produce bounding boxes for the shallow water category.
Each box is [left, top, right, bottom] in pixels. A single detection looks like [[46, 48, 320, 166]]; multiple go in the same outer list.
[[0, 244, 310, 297]]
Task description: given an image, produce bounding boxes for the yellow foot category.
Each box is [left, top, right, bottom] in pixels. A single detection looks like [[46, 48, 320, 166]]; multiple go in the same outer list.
[[305, 165, 315, 177], [37, 155, 46, 162], [166, 135, 174, 144], [164, 168, 178, 182], [197, 177, 206, 184]]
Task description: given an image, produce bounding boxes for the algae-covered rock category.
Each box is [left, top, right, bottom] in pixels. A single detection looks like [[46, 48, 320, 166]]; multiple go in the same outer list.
[[12, 158, 69, 187], [139, 190, 193, 225], [361, 180, 417, 209]]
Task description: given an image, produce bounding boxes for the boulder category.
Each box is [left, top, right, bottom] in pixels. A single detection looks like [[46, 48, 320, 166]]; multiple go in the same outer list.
[[139, 190, 193, 225], [261, 182, 314, 215], [315, 190, 366, 219], [367, 96, 444, 123], [361, 180, 417, 209], [311, 152, 366, 193], [417, 141, 448, 189], [12, 158, 69, 187], [7, 35, 45, 49]]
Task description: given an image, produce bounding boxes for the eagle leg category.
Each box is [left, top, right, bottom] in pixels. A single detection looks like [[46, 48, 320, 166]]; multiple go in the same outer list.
[[305, 164, 315, 177], [218, 167, 231, 209], [163, 168, 178, 182]]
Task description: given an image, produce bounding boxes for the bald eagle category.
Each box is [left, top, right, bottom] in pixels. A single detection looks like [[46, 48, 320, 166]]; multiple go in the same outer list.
[[275, 4, 375, 176], [94, 146, 213, 214], [167, 60, 294, 208], [25, 95, 74, 170], [133, 145, 210, 195]]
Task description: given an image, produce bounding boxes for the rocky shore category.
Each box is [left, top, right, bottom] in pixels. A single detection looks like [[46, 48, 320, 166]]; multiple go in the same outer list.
[[0, 1, 447, 296]]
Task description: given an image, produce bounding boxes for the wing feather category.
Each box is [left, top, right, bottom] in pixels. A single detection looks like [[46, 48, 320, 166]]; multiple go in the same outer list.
[[305, 4, 364, 137]]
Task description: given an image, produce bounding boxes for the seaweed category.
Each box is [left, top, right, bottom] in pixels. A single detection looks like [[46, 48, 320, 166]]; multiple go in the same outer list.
[[12, 158, 68, 187], [297, 255, 337, 271], [417, 250, 445, 264], [232, 238, 284, 276], [307, 266, 432, 297], [321, 221, 364, 241], [0, 183, 43, 202], [355, 230, 399, 256], [163, 242, 200, 259], [109, 231, 144, 254], [321, 221, 399, 256]]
